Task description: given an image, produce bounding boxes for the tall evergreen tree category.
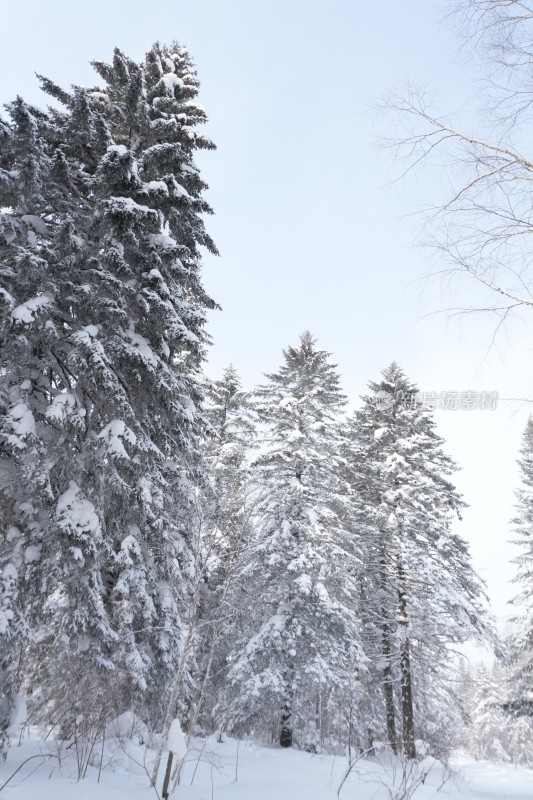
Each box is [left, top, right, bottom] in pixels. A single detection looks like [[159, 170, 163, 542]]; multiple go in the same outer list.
[[0, 42, 217, 754], [345, 363, 489, 758], [506, 417, 533, 739], [192, 366, 257, 732], [222, 333, 365, 749], [202, 366, 257, 582]]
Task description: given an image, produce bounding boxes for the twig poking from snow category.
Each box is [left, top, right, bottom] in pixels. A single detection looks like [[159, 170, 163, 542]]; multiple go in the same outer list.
[[189, 737, 209, 786], [337, 746, 378, 797], [0, 753, 60, 793]]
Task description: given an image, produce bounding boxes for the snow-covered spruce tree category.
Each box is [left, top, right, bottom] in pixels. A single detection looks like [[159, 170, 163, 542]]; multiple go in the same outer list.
[[0, 43, 217, 749], [507, 417, 533, 731], [0, 94, 98, 755], [465, 663, 513, 763], [201, 366, 257, 592], [461, 650, 533, 766], [340, 410, 399, 753], [346, 363, 489, 758], [221, 333, 365, 749], [191, 366, 257, 732]]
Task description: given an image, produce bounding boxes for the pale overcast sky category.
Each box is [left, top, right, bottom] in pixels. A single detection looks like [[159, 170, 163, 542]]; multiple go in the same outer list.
[[3, 0, 533, 633]]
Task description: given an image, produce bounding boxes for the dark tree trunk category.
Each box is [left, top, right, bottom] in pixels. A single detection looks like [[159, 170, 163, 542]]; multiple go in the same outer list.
[[280, 695, 293, 748], [397, 563, 416, 760], [379, 550, 398, 754], [161, 752, 173, 800], [399, 635, 416, 759], [381, 617, 398, 755]]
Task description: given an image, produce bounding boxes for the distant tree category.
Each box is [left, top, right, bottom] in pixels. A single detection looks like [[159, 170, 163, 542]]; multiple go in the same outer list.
[[465, 663, 513, 763], [0, 42, 217, 755], [459, 652, 533, 767], [222, 333, 365, 749]]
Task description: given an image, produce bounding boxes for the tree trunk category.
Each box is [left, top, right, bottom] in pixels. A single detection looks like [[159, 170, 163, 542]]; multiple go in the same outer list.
[[397, 564, 416, 760], [381, 617, 398, 755], [280, 694, 293, 747], [379, 550, 398, 755], [399, 635, 416, 759], [280, 677, 293, 747], [161, 752, 173, 800]]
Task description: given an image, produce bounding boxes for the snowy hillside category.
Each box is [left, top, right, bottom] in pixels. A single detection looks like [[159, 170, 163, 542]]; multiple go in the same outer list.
[[2, 735, 532, 800]]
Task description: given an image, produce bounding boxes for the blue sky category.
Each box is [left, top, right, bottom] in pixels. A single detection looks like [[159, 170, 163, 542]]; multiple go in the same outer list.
[[3, 0, 533, 632]]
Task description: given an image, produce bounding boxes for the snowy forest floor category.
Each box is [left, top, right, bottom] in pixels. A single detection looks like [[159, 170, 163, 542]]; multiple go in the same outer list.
[[1, 734, 532, 800]]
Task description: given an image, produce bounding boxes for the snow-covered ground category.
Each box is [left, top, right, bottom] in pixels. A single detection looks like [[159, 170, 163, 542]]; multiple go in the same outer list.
[[2, 734, 532, 800]]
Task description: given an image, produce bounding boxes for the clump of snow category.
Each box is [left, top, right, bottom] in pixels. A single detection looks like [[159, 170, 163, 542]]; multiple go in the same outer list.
[[171, 180, 191, 198], [107, 144, 128, 156], [24, 545, 41, 563], [108, 196, 153, 217], [145, 233, 178, 253], [166, 718, 187, 758], [72, 324, 102, 353], [11, 295, 52, 324], [294, 573, 312, 595], [314, 581, 330, 603], [46, 392, 76, 425], [180, 161, 200, 175], [6, 401, 36, 448], [89, 90, 109, 103], [56, 482, 100, 541], [161, 73, 184, 94], [6, 527, 21, 542], [98, 419, 137, 460], [121, 329, 158, 368], [143, 180, 168, 194]]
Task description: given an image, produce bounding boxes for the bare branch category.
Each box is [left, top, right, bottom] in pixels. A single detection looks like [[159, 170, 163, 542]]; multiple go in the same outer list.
[[379, 63, 533, 331]]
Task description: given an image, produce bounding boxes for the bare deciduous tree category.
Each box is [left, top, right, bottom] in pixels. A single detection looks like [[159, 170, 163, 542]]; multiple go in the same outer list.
[[382, 2, 533, 323]]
